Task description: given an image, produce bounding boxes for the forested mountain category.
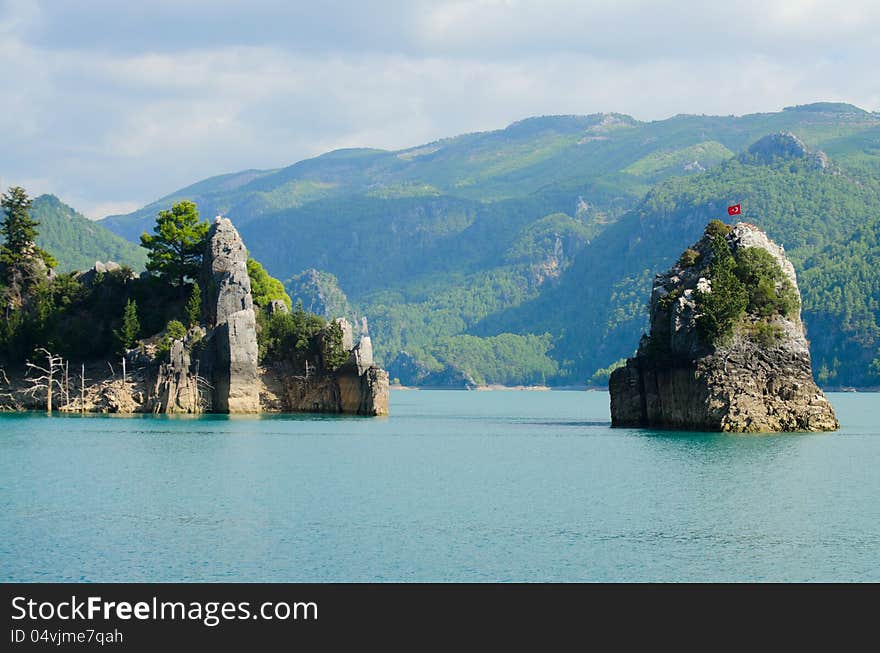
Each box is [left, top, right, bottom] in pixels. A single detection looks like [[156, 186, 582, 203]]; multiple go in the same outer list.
[[101, 102, 878, 247], [96, 103, 880, 387], [29, 195, 146, 272], [479, 132, 880, 387]]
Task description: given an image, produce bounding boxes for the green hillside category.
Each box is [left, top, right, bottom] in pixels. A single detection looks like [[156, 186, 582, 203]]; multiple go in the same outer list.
[[478, 132, 880, 387], [29, 195, 146, 273], [97, 103, 880, 386], [102, 103, 880, 244]]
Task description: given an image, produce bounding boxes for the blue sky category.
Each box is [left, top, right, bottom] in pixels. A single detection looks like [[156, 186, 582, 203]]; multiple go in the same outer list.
[[1, 0, 878, 218]]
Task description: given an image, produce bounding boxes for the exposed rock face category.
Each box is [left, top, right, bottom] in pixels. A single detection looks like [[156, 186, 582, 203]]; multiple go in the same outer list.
[[748, 131, 809, 162], [746, 131, 830, 171], [260, 360, 390, 416], [149, 339, 201, 413], [337, 366, 389, 415], [201, 217, 260, 413], [609, 222, 838, 432], [349, 335, 373, 375]]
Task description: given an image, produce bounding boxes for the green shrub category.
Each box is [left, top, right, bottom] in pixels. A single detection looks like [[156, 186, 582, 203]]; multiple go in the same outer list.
[[320, 319, 350, 372], [733, 247, 800, 318], [257, 303, 326, 365], [157, 319, 187, 360], [743, 320, 784, 347], [588, 358, 626, 386], [185, 283, 202, 327], [166, 320, 186, 340], [247, 258, 291, 310], [695, 234, 748, 345], [677, 248, 701, 268], [657, 288, 682, 312], [705, 219, 732, 238]]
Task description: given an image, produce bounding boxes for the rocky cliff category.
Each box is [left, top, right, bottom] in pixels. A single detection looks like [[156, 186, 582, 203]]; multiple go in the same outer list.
[[259, 317, 390, 416], [199, 219, 388, 416], [201, 216, 261, 413], [609, 221, 838, 432]]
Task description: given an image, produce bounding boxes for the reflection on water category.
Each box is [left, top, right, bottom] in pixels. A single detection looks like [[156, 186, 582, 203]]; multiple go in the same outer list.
[[0, 391, 877, 582]]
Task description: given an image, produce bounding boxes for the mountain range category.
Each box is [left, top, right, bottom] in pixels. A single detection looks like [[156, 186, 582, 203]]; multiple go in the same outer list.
[[29, 102, 880, 387]]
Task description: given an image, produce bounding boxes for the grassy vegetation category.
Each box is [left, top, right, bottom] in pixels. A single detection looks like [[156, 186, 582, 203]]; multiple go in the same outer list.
[[623, 141, 733, 179]]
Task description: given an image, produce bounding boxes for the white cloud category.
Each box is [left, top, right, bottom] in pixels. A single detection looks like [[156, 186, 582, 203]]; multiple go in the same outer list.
[[0, 0, 878, 218]]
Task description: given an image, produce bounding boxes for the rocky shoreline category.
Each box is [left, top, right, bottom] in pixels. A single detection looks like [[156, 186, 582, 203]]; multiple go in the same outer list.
[[0, 217, 389, 416]]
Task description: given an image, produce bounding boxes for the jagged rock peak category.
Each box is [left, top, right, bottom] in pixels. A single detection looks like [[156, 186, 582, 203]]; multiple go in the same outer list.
[[205, 216, 254, 327], [202, 216, 260, 413], [609, 220, 838, 433], [746, 131, 829, 169], [748, 131, 809, 160], [150, 338, 201, 414]]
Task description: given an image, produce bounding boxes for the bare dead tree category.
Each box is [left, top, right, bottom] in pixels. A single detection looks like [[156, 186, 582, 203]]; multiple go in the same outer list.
[[192, 360, 213, 412], [63, 360, 70, 410], [24, 348, 65, 414], [0, 366, 21, 410], [195, 374, 214, 412], [80, 363, 87, 414]]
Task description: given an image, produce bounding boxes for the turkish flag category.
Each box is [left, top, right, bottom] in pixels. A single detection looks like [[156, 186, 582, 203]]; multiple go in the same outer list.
[[727, 204, 741, 216]]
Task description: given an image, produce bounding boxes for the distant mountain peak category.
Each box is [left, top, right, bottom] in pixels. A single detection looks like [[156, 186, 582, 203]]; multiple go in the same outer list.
[[782, 102, 869, 115], [741, 131, 829, 170], [747, 131, 810, 161], [503, 113, 638, 136], [35, 193, 64, 206]]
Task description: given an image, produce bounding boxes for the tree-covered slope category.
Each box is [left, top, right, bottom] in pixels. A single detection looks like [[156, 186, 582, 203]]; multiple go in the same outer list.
[[101, 104, 880, 245], [479, 132, 880, 387], [95, 103, 880, 386], [28, 195, 146, 272]]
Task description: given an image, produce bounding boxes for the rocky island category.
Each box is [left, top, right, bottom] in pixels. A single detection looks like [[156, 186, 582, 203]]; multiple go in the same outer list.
[[609, 219, 837, 432], [0, 189, 388, 416], [151, 217, 389, 415]]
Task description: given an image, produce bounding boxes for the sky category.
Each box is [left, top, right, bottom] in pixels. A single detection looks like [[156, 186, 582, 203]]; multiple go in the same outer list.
[[1, 0, 878, 219]]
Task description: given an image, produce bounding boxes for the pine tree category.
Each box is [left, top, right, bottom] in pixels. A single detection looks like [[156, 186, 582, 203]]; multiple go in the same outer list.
[[185, 283, 202, 327], [695, 234, 748, 344], [140, 200, 209, 289], [1, 187, 37, 270], [321, 319, 350, 371], [115, 299, 140, 353]]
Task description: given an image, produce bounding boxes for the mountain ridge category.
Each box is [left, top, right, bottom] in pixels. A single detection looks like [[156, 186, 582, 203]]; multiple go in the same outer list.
[[82, 102, 880, 387]]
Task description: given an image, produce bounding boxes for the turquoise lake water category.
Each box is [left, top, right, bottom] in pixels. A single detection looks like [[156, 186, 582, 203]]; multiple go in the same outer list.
[[1, 391, 878, 582]]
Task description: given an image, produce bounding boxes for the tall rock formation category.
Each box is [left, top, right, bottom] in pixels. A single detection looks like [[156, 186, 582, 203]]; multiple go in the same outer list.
[[128, 216, 390, 416], [200, 217, 389, 416], [202, 216, 261, 413], [149, 338, 202, 413], [609, 221, 838, 432]]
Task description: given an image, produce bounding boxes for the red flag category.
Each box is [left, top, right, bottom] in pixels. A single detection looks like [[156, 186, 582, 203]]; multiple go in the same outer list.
[[727, 204, 741, 216]]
